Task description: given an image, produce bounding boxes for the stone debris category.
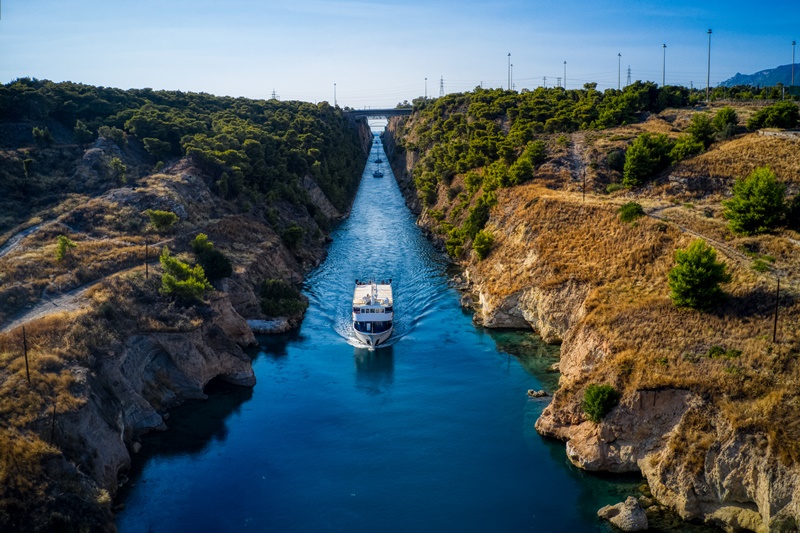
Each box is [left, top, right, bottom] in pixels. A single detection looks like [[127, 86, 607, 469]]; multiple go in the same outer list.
[[527, 389, 549, 398]]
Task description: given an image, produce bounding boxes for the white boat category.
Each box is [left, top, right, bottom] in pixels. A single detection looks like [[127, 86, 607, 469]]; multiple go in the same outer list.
[[352, 279, 393, 348], [373, 169, 384, 178]]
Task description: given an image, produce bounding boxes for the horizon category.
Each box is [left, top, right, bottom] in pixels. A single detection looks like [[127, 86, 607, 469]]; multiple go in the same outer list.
[[1, 0, 797, 108]]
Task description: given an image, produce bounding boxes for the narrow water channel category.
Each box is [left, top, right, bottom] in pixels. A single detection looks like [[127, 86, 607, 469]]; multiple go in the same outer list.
[[116, 131, 644, 532]]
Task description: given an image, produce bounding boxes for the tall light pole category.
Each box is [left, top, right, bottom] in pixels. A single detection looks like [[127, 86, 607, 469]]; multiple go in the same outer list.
[[511, 64, 514, 91], [662, 44, 667, 87], [424, 77, 427, 99], [706, 29, 712, 102], [507, 53, 511, 90], [564, 61, 567, 90], [618, 53, 621, 90], [792, 41, 796, 87], [334, 83, 337, 107]]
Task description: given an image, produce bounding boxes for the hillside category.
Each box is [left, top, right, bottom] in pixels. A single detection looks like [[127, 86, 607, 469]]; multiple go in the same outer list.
[[0, 80, 369, 532], [721, 63, 800, 90], [386, 86, 800, 531]]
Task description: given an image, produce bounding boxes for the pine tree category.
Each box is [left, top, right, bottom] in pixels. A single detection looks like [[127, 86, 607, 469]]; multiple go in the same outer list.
[[668, 239, 731, 310]]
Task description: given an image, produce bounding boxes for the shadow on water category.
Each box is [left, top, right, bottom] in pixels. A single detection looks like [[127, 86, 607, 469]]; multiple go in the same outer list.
[[115, 378, 254, 502], [353, 345, 394, 395]]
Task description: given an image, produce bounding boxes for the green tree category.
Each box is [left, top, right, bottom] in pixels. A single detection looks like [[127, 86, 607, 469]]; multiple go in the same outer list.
[[55, 235, 77, 261], [143, 137, 172, 160], [686, 113, 715, 148], [32, 126, 54, 147], [260, 278, 307, 317], [722, 166, 786, 235], [281, 223, 305, 250], [473, 230, 494, 260], [582, 384, 620, 423], [622, 133, 673, 187], [191, 233, 233, 281], [669, 134, 704, 162], [109, 157, 127, 184], [747, 101, 800, 130], [712, 106, 738, 132], [159, 246, 212, 303], [73, 120, 94, 146], [145, 209, 179, 231], [668, 239, 731, 310]]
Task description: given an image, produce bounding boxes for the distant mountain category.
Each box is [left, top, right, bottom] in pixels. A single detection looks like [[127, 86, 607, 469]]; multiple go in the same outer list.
[[720, 64, 799, 87]]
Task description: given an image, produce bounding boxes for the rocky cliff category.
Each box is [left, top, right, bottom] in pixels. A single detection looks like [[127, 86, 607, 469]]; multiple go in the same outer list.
[[385, 113, 800, 532]]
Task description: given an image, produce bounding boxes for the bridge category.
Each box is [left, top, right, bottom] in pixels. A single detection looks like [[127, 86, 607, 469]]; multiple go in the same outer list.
[[343, 108, 413, 120]]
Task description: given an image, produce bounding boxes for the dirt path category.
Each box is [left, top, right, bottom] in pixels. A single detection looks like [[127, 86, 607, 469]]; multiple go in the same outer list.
[[0, 223, 45, 259], [0, 282, 101, 334]]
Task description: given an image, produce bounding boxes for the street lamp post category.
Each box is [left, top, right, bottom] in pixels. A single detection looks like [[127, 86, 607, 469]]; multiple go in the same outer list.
[[706, 29, 712, 102], [662, 44, 667, 87], [507, 53, 511, 90], [793, 41, 796, 87], [425, 77, 427, 99], [334, 83, 337, 107], [618, 53, 621, 90], [564, 61, 567, 90]]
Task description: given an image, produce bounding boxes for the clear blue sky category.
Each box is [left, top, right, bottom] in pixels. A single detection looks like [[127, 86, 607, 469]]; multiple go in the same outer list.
[[1, 0, 796, 108]]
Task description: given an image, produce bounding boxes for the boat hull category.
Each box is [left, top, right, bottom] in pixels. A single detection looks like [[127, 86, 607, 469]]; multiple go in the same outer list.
[[353, 326, 393, 348]]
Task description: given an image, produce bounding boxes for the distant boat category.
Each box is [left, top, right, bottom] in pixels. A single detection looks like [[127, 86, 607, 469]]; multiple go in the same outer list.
[[373, 168, 384, 178], [352, 279, 393, 348], [373, 141, 383, 164]]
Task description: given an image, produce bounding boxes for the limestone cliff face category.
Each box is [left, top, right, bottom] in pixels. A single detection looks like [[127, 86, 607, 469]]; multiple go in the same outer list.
[[386, 112, 800, 532]]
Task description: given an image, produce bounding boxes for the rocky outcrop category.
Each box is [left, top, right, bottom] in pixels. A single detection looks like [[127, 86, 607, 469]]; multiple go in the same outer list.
[[598, 496, 649, 531]]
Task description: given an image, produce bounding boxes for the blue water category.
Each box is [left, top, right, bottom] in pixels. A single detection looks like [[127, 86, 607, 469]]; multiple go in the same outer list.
[[115, 133, 646, 532]]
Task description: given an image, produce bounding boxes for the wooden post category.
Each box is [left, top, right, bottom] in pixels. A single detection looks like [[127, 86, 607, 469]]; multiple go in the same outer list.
[[23, 326, 30, 385], [145, 240, 149, 279], [773, 277, 780, 343], [50, 402, 57, 445], [582, 168, 586, 203]]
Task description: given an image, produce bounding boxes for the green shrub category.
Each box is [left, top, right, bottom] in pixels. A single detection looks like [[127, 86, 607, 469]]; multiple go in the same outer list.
[[473, 230, 494, 260], [747, 101, 800, 130], [668, 239, 731, 310], [713, 106, 738, 133], [707, 345, 742, 359], [622, 133, 673, 187], [606, 150, 625, 172], [752, 259, 771, 273], [618, 201, 645, 223], [669, 134, 704, 162], [687, 113, 715, 148], [55, 235, 77, 261], [722, 166, 786, 235], [606, 183, 625, 193], [159, 246, 212, 303], [191, 234, 232, 281], [259, 278, 307, 317], [582, 384, 620, 423], [281, 223, 305, 250], [145, 209, 179, 231]]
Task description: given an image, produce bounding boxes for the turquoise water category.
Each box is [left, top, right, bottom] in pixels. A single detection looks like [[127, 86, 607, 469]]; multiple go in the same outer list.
[[115, 134, 647, 532]]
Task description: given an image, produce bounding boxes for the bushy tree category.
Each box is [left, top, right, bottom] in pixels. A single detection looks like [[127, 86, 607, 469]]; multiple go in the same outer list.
[[622, 133, 673, 187], [145, 209, 179, 231], [473, 230, 494, 260], [55, 235, 76, 261], [109, 157, 126, 184], [687, 113, 715, 148], [712, 106, 738, 133], [159, 246, 212, 303], [73, 120, 94, 145], [722, 167, 786, 235], [191, 233, 233, 281], [142, 137, 172, 160], [260, 278, 307, 317], [281, 223, 305, 249], [668, 239, 731, 310], [747, 101, 800, 130], [582, 384, 620, 423], [32, 126, 53, 146], [618, 201, 645, 223], [669, 134, 704, 162]]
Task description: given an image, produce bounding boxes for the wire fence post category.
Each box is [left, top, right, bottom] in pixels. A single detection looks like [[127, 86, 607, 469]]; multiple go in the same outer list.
[[23, 325, 30, 385]]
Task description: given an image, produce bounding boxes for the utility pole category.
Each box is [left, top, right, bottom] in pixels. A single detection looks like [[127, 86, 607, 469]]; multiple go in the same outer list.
[[706, 29, 712, 102], [662, 43, 667, 86], [543, 76, 547, 88], [564, 61, 567, 90], [627, 66, 631, 87], [618, 53, 621, 90], [792, 41, 796, 87], [439, 76, 444, 97], [507, 52, 511, 90], [334, 83, 337, 107], [773, 277, 781, 343], [557, 77, 562, 88], [424, 77, 427, 99]]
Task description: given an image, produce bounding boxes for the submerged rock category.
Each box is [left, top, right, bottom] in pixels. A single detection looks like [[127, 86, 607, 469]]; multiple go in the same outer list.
[[597, 496, 648, 532], [248, 318, 292, 334]]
